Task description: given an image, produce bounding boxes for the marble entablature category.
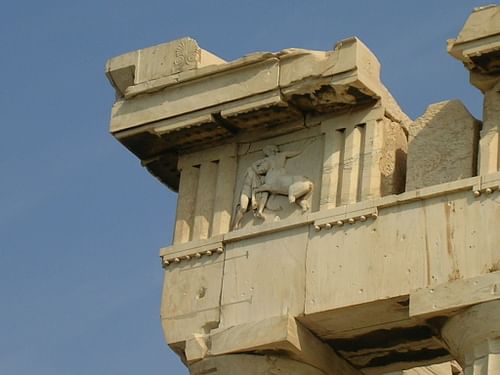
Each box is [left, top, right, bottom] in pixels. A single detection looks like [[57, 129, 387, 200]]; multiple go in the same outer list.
[[107, 5, 500, 375]]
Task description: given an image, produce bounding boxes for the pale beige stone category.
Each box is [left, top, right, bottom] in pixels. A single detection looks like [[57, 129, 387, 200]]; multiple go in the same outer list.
[[232, 129, 323, 231], [479, 85, 500, 174], [174, 144, 238, 244], [159, 236, 223, 262], [448, 5, 500, 72], [106, 37, 226, 97], [340, 123, 364, 204], [192, 161, 218, 240], [320, 121, 345, 208], [406, 100, 480, 191], [380, 118, 408, 195], [469, 71, 500, 93], [448, 5, 500, 180], [319, 107, 407, 209], [232, 143, 314, 230], [173, 164, 199, 244], [211, 154, 238, 236], [185, 334, 209, 363], [163, 173, 500, 371], [206, 315, 361, 375], [106, 8, 500, 374], [360, 119, 385, 199], [107, 37, 410, 192], [160, 253, 224, 345], [452, 5, 500, 45], [105, 49, 137, 97], [220, 226, 309, 328], [410, 271, 500, 318], [442, 301, 500, 374], [163, 171, 500, 370], [304, 180, 500, 370], [385, 362, 456, 375], [189, 354, 327, 375], [109, 57, 280, 132], [163, 169, 500, 370]]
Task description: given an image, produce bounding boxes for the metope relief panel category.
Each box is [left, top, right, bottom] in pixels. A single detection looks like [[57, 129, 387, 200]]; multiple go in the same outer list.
[[231, 132, 322, 230]]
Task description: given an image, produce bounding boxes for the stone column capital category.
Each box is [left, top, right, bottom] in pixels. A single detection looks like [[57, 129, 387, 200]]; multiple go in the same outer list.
[[442, 300, 500, 369]]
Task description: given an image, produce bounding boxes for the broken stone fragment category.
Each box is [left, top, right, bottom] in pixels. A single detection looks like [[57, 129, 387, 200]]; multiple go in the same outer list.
[[406, 100, 481, 191]]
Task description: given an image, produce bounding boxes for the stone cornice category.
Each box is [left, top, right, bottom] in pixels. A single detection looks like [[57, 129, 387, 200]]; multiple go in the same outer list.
[[106, 37, 410, 191]]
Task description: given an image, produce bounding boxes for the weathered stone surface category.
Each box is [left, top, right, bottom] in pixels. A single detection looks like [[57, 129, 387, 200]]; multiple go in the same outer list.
[[232, 129, 323, 231], [220, 226, 309, 328], [479, 84, 500, 174], [442, 301, 500, 374], [452, 5, 500, 45], [448, 5, 500, 179], [448, 5, 500, 73], [160, 252, 224, 345], [319, 107, 407, 210], [448, 5, 500, 178], [107, 37, 410, 191], [406, 100, 480, 191], [385, 362, 457, 375], [106, 6, 500, 375], [160, 175, 500, 372], [173, 144, 238, 243], [203, 315, 361, 375], [304, 179, 500, 371], [410, 271, 500, 318], [189, 354, 328, 375], [380, 118, 408, 196], [106, 37, 225, 97]]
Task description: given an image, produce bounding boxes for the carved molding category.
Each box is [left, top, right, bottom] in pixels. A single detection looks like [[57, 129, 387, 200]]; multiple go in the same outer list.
[[160, 171, 500, 270], [162, 243, 224, 268], [173, 39, 201, 73], [313, 207, 378, 232]]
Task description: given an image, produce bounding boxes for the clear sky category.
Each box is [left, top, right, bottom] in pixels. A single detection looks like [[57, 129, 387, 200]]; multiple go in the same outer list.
[[0, 1, 490, 374]]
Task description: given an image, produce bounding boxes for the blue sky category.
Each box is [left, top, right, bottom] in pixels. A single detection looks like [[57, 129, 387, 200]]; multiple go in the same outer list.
[[0, 1, 489, 374]]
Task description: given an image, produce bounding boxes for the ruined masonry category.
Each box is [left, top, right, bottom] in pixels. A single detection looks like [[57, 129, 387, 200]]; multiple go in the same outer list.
[[105, 6, 500, 375]]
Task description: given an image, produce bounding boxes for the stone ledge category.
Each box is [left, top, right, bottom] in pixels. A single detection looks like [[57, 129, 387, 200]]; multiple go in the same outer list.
[[159, 172, 500, 264], [410, 271, 500, 318], [185, 315, 361, 375]]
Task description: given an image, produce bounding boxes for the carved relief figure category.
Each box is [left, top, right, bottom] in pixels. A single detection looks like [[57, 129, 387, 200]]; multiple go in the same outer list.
[[232, 160, 269, 230], [232, 144, 313, 230], [254, 145, 313, 212]]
